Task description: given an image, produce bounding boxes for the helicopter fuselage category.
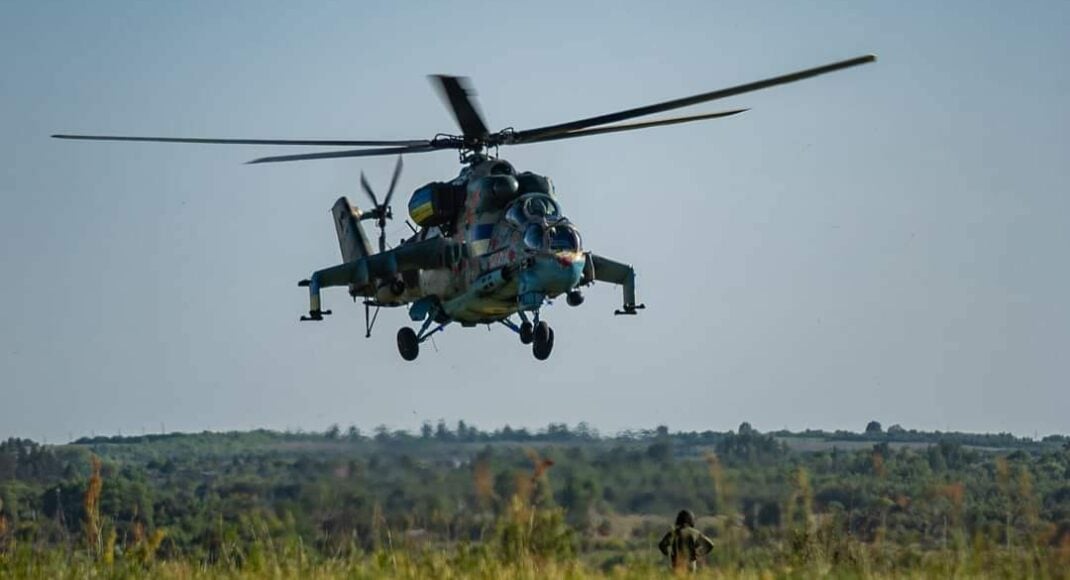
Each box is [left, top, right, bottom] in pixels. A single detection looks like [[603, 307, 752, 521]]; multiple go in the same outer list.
[[368, 157, 588, 325]]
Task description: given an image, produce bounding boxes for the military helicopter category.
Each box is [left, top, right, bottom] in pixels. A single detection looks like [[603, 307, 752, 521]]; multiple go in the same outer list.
[[53, 54, 875, 361]]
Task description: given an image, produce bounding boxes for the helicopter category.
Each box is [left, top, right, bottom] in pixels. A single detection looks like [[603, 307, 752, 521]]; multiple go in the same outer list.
[[53, 54, 875, 361]]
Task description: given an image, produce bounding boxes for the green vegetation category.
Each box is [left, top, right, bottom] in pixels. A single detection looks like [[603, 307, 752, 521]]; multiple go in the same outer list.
[[2, 421, 1069, 578]]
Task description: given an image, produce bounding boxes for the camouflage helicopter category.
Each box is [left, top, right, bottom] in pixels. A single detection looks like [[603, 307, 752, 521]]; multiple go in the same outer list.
[[53, 54, 875, 361]]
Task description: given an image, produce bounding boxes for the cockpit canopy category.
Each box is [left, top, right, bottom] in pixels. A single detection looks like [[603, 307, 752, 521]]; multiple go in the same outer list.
[[504, 189, 580, 252], [506, 193, 562, 226], [521, 221, 582, 252], [549, 224, 582, 251], [522, 222, 582, 252]]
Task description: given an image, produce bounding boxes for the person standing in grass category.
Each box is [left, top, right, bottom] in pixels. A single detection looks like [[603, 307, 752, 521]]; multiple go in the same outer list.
[[658, 509, 714, 573]]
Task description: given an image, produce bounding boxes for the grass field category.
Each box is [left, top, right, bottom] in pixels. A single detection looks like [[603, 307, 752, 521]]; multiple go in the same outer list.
[[3, 543, 1069, 579], [2, 427, 1069, 578]]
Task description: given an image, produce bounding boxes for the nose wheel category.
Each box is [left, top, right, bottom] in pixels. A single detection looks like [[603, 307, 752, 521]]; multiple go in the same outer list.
[[532, 321, 554, 360], [499, 316, 554, 361]]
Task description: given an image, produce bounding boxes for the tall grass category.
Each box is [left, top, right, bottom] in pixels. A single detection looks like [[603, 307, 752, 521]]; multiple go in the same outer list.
[[3, 446, 1069, 578], [2, 540, 1068, 579]]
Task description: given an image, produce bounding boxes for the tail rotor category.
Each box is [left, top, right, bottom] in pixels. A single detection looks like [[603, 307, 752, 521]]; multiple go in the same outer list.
[[359, 156, 404, 252]]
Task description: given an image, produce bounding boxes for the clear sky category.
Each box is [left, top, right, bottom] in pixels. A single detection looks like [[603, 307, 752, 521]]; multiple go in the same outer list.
[[2, 1, 1067, 443]]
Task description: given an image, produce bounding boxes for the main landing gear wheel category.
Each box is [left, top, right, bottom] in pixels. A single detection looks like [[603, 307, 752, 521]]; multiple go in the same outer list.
[[397, 327, 419, 361], [519, 321, 534, 344], [532, 321, 554, 361]]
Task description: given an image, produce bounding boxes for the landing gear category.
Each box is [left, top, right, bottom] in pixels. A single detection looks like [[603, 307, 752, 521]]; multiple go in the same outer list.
[[566, 290, 584, 307], [532, 321, 555, 361], [500, 313, 553, 360], [397, 327, 419, 361], [397, 315, 451, 361]]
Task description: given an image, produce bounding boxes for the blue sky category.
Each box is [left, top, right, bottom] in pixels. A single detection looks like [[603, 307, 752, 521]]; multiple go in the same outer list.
[[1, 1, 1067, 442]]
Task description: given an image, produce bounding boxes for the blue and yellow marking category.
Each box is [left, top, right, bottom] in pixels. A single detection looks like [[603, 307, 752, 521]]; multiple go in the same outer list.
[[468, 222, 496, 256], [408, 186, 435, 225]]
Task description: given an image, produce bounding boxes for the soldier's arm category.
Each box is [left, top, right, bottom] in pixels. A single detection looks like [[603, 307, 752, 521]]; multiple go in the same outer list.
[[698, 532, 714, 556], [658, 531, 672, 556]]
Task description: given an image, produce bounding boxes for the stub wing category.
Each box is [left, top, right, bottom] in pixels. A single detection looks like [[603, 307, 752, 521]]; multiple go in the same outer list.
[[586, 253, 645, 315], [299, 237, 466, 320]]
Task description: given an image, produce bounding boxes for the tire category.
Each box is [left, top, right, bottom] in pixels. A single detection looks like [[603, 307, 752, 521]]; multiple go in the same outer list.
[[532, 321, 553, 360], [397, 327, 419, 361], [519, 321, 534, 344], [566, 290, 584, 307]]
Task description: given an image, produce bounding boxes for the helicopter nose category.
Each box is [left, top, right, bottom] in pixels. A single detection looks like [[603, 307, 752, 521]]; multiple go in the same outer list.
[[525, 253, 585, 297], [556, 252, 586, 285]]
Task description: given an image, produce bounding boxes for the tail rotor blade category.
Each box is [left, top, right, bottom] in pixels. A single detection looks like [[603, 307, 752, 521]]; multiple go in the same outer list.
[[384, 155, 403, 207], [360, 171, 380, 207]]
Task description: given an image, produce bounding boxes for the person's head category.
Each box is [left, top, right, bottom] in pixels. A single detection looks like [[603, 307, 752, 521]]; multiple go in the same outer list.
[[675, 509, 695, 528]]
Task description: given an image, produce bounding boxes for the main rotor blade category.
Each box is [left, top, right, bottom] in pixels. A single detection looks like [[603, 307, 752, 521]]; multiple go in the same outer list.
[[247, 144, 437, 164], [360, 171, 380, 207], [518, 108, 748, 145], [430, 75, 490, 141], [52, 134, 429, 146], [384, 155, 403, 207], [512, 54, 876, 143]]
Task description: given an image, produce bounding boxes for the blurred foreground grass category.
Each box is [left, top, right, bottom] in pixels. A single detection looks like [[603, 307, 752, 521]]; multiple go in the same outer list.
[[3, 541, 1068, 579]]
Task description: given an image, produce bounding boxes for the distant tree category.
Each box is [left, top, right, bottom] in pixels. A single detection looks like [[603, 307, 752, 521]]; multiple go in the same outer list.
[[888, 424, 905, 434], [345, 425, 362, 441], [434, 420, 453, 441], [738, 422, 755, 435], [716, 429, 785, 464], [927, 443, 947, 471], [0, 447, 15, 481], [646, 441, 672, 463], [576, 422, 596, 440], [865, 421, 883, 434], [325, 424, 341, 440], [545, 423, 571, 441], [420, 422, 434, 440]]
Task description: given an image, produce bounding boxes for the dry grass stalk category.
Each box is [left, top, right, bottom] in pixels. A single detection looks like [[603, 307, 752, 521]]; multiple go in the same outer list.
[[83, 455, 103, 556]]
